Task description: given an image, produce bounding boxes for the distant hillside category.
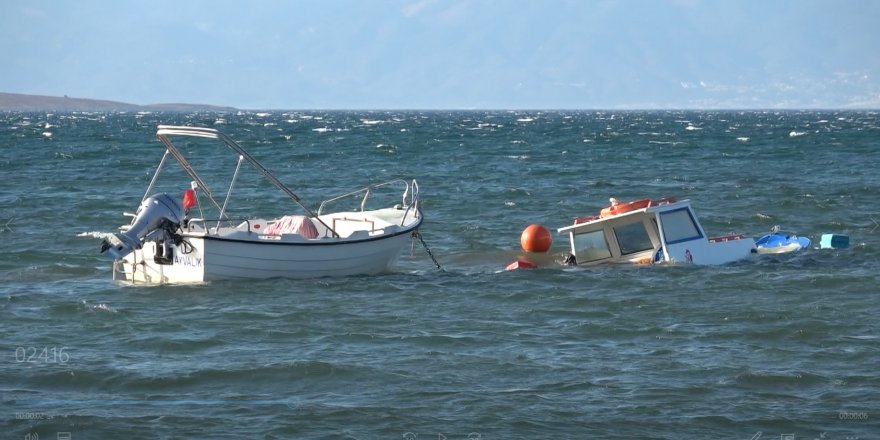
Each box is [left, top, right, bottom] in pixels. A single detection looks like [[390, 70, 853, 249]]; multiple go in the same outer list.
[[0, 92, 237, 112]]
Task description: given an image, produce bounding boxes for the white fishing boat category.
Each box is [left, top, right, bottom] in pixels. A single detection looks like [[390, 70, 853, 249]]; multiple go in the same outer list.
[[558, 197, 755, 266], [99, 125, 423, 283]]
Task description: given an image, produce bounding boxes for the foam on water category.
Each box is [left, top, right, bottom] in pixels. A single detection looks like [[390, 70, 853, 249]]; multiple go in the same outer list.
[[76, 231, 115, 239]]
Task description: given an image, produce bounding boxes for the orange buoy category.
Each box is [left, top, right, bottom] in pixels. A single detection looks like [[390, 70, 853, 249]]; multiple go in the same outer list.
[[520, 224, 552, 253]]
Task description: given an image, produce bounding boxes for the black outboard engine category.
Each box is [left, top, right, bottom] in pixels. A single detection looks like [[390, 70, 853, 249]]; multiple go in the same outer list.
[[100, 193, 184, 260]]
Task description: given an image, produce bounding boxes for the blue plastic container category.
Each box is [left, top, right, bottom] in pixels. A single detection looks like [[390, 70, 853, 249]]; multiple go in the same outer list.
[[819, 234, 849, 249]]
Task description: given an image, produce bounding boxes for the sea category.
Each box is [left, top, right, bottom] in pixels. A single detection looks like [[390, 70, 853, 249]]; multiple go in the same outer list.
[[1, 110, 878, 439]]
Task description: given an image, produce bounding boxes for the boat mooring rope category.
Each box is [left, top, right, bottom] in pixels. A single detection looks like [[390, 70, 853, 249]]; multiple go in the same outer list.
[[412, 231, 443, 271]]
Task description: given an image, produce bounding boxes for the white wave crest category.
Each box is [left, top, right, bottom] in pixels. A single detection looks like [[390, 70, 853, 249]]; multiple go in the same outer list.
[[77, 231, 114, 239], [83, 300, 118, 313]]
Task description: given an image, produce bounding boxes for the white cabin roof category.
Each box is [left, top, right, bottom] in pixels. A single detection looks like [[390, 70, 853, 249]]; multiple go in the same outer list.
[[557, 198, 690, 234]]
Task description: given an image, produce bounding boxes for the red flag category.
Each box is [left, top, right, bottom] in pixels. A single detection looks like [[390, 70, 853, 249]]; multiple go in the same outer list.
[[183, 189, 196, 210]]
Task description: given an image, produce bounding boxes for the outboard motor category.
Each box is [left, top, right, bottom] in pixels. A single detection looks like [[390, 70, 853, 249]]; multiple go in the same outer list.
[[100, 193, 184, 260]]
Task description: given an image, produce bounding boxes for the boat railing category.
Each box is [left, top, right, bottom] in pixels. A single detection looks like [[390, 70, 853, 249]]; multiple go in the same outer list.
[[184, 218, 259, 234], [397, 179, 420, 226], [317, 179, 420, 225]]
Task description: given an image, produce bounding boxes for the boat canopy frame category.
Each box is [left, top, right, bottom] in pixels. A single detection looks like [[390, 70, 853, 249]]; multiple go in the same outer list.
[[147, 125, 339, 237]]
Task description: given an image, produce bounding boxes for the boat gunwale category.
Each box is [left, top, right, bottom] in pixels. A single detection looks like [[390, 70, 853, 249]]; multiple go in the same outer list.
[[190, 215, 423, 247]]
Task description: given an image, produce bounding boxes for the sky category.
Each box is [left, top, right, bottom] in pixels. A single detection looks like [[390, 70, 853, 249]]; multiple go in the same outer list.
[[2, 0, 880, 109]]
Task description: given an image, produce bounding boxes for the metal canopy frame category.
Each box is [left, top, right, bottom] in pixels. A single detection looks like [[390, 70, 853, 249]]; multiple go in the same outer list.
[[149, 125, 338, 237]]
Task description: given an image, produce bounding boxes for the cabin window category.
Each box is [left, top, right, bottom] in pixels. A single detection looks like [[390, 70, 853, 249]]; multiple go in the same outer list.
[[613, 222, 654, 255], [573, 230, 612, 262], [659, 208, 703, 244]]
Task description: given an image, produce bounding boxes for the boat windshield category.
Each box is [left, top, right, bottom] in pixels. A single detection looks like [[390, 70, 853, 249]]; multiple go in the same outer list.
[[573, 230, 612, 262], [613, 221, 654, 255], [659, 208, 703, 244]]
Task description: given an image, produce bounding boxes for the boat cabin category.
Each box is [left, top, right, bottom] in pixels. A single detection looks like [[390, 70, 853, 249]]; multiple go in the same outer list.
[[557, 198, 755, 266]]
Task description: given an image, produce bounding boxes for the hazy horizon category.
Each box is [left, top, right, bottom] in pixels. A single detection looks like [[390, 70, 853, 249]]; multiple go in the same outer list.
[[4, 91, 880, 112], [3, 0, 879, 110]]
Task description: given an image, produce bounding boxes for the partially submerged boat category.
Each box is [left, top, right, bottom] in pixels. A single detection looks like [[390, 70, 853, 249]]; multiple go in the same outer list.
[[557, 197, 755, 266], [755, 227, 810, 254], [99, 125, 423, 283]]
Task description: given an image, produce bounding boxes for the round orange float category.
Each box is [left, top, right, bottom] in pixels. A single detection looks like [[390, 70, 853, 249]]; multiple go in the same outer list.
[[520, 224, 552, 253]]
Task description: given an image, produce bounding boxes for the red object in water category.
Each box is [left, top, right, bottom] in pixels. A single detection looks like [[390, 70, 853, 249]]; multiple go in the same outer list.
[[520, 224, 552, 253], [183, 189, 196, 210], [505, 259, 538, 271]]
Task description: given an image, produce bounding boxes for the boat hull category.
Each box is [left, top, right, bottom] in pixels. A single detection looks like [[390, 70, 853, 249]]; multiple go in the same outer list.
[[114, 222, 420, 283]]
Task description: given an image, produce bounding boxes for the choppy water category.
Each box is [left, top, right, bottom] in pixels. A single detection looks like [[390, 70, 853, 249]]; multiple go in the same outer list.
[[2, 110, 879, 439]]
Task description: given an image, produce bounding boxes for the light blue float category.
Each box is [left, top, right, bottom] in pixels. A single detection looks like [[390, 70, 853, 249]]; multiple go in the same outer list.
[[819, 234, 849, 249]]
